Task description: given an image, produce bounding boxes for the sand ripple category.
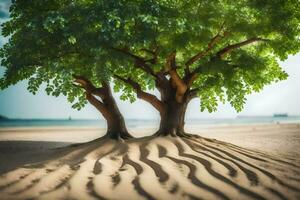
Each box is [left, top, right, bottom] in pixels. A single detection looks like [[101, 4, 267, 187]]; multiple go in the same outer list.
[[0, 136, 299, 200]]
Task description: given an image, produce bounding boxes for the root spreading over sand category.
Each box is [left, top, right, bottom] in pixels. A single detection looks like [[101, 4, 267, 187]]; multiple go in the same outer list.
[[0, 136, 299, 200]]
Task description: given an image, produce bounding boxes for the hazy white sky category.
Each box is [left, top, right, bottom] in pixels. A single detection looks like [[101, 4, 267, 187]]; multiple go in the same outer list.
[[0, 0, 299, 119]]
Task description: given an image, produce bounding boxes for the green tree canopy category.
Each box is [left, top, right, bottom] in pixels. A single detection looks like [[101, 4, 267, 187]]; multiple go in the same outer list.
[[0, 0, 299, 113]]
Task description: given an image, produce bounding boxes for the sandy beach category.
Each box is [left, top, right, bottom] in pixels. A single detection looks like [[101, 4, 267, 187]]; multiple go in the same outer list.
[[0, 123, 299, 199]]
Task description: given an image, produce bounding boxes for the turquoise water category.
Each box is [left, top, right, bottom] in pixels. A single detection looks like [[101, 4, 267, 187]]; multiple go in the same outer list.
[[1, 117, 300, 128]]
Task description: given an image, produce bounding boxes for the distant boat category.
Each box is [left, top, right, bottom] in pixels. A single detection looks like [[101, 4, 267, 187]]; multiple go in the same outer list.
[[273, 113, 288, 117], [68, 116, 72, 120]]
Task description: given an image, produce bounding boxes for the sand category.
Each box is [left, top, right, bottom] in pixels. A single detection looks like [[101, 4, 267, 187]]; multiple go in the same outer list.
[[0, 123, 299, 200]]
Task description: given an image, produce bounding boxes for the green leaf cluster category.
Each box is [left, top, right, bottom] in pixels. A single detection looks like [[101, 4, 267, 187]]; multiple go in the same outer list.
[[0, 0, 299, 111]]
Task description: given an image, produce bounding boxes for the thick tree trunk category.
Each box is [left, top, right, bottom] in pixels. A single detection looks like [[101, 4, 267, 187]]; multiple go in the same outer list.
[[105, 112, 131, 140], [103, 90, 132, 140], [74, 76, 132, 140], [155, 100, 189, 137], [85, 83, 132, 140]]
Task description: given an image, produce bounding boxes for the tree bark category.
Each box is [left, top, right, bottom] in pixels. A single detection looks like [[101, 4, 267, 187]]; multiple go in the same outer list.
[[151, 83, 198, 137], [100, 83, 132, 140], [74, 76, 132, 140], [154, 100, 188, 136]]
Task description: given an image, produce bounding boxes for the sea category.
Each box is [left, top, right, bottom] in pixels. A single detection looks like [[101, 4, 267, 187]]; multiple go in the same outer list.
[[1, 116, 300, 128]]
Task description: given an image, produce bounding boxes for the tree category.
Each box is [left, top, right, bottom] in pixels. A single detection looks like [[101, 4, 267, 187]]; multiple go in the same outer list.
[[1, 0, 299, 137], [110, 0, 300, 136], [0, 0, 132, 140]]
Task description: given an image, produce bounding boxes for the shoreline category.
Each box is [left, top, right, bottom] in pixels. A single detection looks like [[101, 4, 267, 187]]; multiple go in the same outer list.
[[1, 120, 299, 130]]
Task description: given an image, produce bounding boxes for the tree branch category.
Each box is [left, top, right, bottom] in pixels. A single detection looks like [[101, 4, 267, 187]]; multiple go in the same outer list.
[[113, 74, 165, 114], [216, 37, 269, 58], [141, 47, 158, 64], [185, 76, 219, 102], [72, 76, 114, 119], [111, 47, 157, 78], [111, 47, 170, 95], [85, 92, 111, 117], [183, 72, 198, 88], [165, 51, 188, 102], [72, 76, 110, 115], [185, 88, 199, 103], [184, 37, 270, 88], [73, 75, 105, 98], [185, 23, 229, 70]]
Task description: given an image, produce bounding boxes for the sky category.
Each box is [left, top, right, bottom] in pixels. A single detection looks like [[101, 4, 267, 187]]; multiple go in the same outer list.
[[0, 1, 299, 120]]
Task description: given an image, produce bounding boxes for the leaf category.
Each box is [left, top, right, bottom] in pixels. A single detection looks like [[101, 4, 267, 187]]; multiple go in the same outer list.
[[68, 36, 77, 44], [1, 0, 298, 114]]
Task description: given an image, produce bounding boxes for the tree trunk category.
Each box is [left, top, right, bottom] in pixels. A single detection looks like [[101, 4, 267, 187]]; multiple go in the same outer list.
[[155, 100, 189, 137], [86, 83, 132, 140], [103, 91, 132, 140], [74, 76, 132, 140]]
